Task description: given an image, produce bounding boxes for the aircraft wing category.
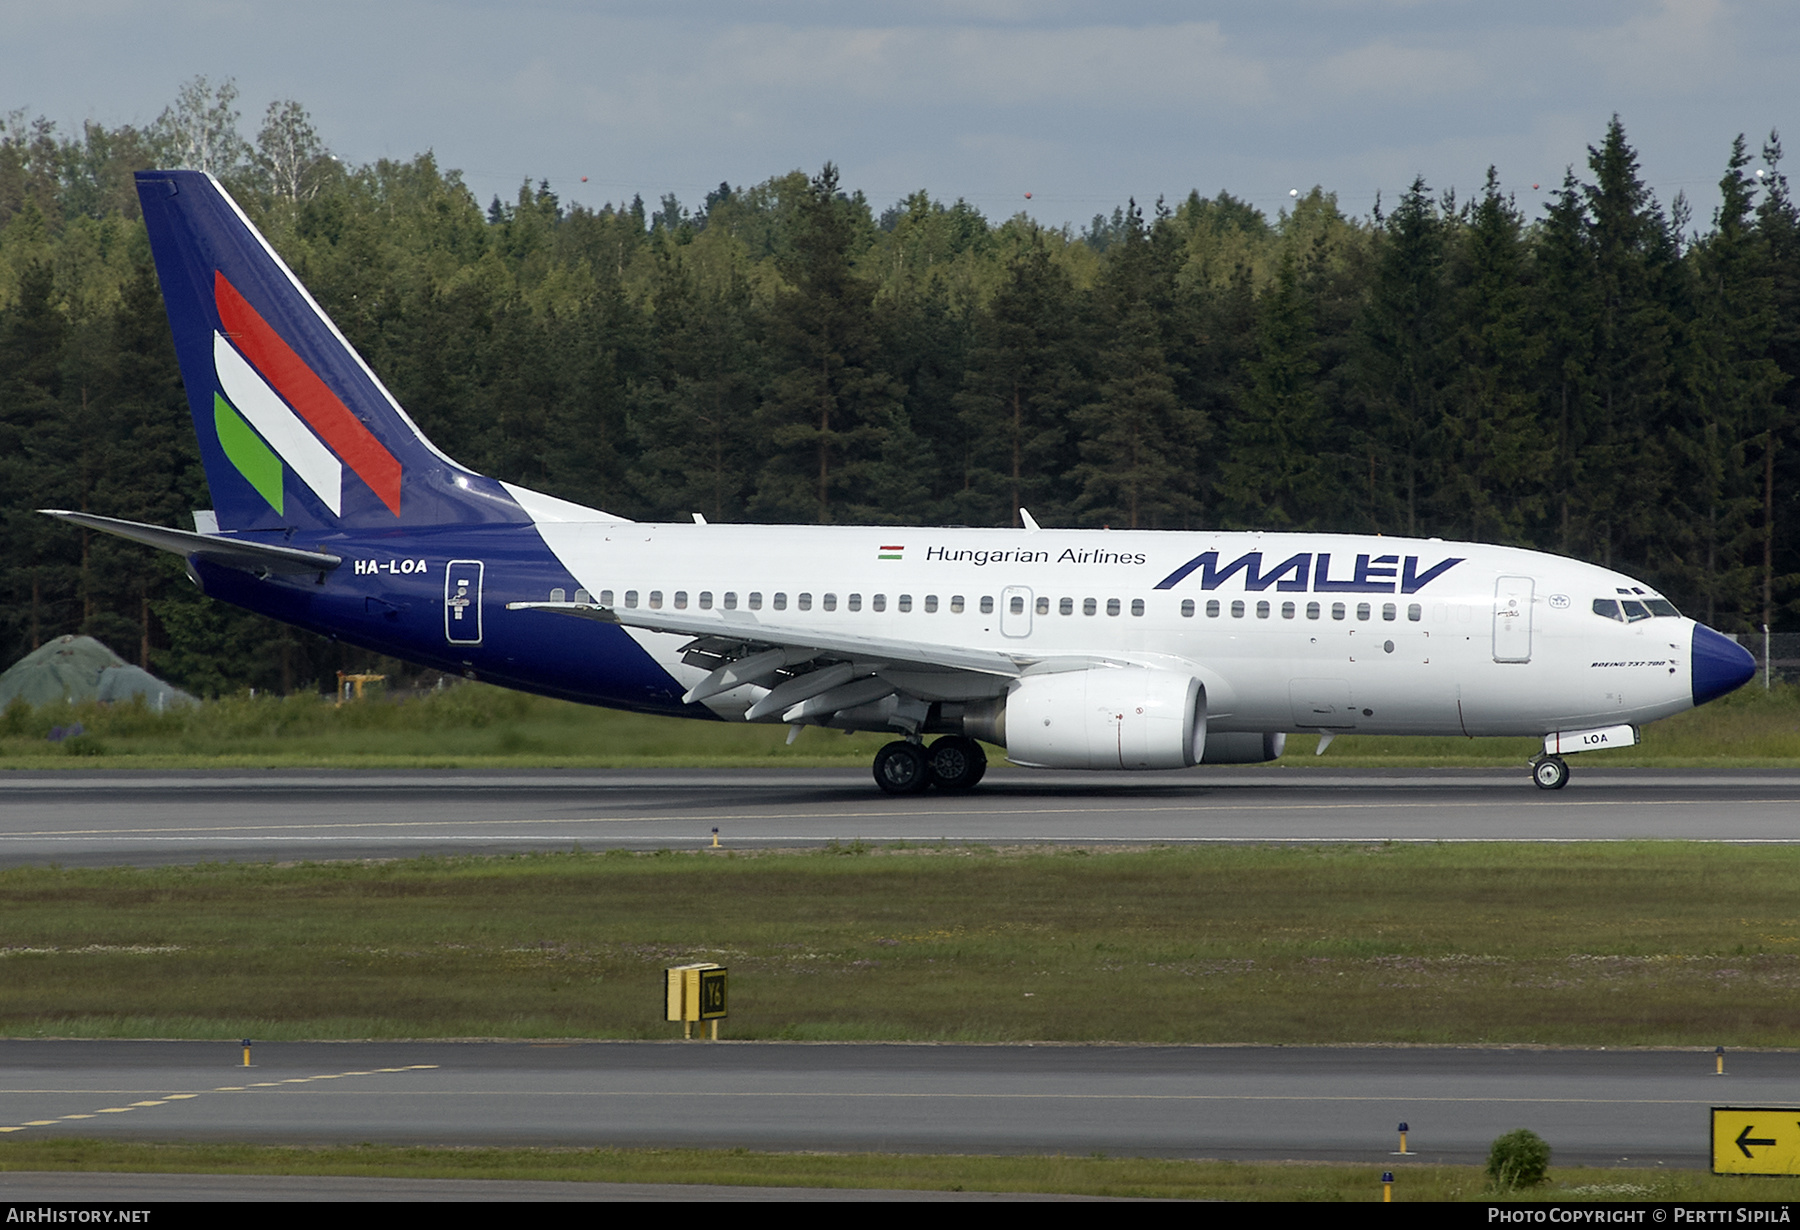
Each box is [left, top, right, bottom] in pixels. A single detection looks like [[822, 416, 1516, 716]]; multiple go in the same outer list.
[[506, 600, 1125, 722], [39, 510, 342, 576]]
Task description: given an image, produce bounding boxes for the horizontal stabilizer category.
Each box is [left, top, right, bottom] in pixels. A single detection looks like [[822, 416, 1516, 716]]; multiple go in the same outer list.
[[39, 510, 342, 576]]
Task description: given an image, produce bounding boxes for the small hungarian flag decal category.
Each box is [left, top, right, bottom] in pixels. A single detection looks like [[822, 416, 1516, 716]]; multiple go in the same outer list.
[[878, 544, 904, 560]]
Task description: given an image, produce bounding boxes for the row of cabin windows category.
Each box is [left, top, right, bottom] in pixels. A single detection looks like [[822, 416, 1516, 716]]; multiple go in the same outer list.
[[550, 589, 1155, 615], [595, 591, 984, 612], [548, 588, 1422, 623], [1183, 598, 1424, 622]]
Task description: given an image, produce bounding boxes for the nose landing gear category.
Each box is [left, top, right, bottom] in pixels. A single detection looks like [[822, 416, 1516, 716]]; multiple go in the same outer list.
[[1530, 754, 1570, 790]]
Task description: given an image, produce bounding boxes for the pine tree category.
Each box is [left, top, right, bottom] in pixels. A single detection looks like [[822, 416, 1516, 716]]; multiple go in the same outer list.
[[1215, 248, 1334, 529], [1356, 177, 1452, 536], [951, 233, 1082, 525], [1440, 169, 1549, 544], [1672, 136, 1787, 627], [1756, 133, 1800, 630], [630, 241, 759, 521], [1581, 117, 1679, 570], [1069, 202, 1206, 528], [753, 164, 910, 523]]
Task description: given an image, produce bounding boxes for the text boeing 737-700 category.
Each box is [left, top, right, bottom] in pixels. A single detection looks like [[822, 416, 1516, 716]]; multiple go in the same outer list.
[[43, 170, 1758, 793]]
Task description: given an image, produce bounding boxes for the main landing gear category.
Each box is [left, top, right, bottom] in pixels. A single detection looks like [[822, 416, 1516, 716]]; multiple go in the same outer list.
[[873, 735, 988, 795], [1530, 754, 1570, 791]]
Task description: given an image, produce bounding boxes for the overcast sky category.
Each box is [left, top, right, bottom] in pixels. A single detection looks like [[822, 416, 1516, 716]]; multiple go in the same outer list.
[[7, 1, 1798, 230]]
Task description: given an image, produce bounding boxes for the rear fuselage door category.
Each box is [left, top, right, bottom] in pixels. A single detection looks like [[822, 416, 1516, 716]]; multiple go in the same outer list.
[[445, 560, 484, 645], [1493, 575, 1533, 663]]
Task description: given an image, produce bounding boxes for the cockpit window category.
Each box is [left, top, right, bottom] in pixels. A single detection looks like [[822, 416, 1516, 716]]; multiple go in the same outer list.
[[1592, 599, 1623, 621], [1619, 600, 1652, 622], [1644, 599, 1680, 617]]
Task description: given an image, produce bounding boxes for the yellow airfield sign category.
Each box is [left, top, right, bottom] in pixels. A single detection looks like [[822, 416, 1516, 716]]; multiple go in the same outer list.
[[1712, 1107, 1800, 1174]]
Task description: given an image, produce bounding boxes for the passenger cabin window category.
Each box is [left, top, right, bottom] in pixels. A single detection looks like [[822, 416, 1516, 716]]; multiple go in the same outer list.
[[1060, 597, 1074, 615], [1107, 598, 1122, 616], [1010, 596, 1026, 615], [574, 589, 590, 604], [674, 591, 689, 609], [1131, 598, 1145, 617], [698, 591, 713, 609], [951, 595, 965, 613], [797, 593, 811, 610], [721, 592, 736, 610], [1382, 602, 1396, 621], [980, 596, 995, 614], [749, 592, 763, 610], [925, 595, 939, 613], [1230, 600, 1244, 619], [1035, 596, 1049, 615], [624, 590, 639, 608], [872, 595, 886, 612], [1281, 601, 1295, 619], [1356, 602, 1371, 621], [1407, 604, 1421, 621], [848, 594, 862, 612], [822, 593, 837, 611], [1255, 600, 1270, 619], [649, 591, 664, 609], [1307, 602, 1321, 620], [1084, 598, 1098, 616], [1181, 599, 1195, 618], [772, 593, 787, 610], [550, 588, 566, 603], [1206, 599, 1220, 618], [599, 590, 614, 606], [1332, 602, 1346, 621], [900, 595, 914, 612]]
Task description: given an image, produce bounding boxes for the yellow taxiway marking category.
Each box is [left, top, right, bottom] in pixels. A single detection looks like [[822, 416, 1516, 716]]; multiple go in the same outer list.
[[5, 1065, 439, 1134]]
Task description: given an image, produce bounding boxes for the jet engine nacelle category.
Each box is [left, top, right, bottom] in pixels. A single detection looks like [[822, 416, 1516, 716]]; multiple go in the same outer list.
[[997, 668, 1205, 770]]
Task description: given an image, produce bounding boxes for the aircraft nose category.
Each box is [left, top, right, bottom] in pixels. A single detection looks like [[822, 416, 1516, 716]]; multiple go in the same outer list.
[[1691, 623, 1756, 706]]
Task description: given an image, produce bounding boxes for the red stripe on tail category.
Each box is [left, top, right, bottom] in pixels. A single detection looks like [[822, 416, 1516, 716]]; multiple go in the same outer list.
[[214, 271, 403, 515]]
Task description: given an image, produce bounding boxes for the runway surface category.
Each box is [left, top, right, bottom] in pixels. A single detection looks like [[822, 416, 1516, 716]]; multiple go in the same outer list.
[[0, 1040, 1782, 1169], [0, 766, 1795, 865]]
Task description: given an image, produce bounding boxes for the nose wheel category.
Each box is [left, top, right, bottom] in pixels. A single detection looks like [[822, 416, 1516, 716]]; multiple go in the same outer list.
[[1530, 755, 1570, 790]]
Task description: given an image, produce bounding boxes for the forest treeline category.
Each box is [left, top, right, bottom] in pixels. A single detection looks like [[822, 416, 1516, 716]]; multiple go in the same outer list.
[[2, 81, 1798, 694]]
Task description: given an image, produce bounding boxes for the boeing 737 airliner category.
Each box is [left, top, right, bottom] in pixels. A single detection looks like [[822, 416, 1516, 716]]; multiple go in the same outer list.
[[44, 171, 1758, 793]]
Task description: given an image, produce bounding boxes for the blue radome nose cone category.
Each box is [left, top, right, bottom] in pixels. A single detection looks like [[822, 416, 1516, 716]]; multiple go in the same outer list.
[[1692, 623, 1756, 706]]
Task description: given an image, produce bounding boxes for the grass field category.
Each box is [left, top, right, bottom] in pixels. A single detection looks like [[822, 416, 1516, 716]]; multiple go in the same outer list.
[[7, 843, 1800, 1045], [2, 1140, 1796, 1201], [1, 675, 1798, 768]]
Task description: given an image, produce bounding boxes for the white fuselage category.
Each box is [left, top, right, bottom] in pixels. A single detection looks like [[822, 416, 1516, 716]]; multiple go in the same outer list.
[[520, 521, 1696, 739]]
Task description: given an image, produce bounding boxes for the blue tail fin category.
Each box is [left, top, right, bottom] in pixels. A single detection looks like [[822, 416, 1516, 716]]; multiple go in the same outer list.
[[136, 169, 523, 533]]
